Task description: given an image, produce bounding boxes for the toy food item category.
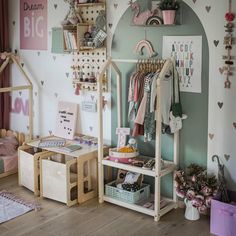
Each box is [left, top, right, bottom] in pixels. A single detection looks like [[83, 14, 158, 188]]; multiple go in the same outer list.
[[118, 146, 137, 153]]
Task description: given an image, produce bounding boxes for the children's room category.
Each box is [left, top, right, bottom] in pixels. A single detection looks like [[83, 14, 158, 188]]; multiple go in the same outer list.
[[0, 0, 235, 235]]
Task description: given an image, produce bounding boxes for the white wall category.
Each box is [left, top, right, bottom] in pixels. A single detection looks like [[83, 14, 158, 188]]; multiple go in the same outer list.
[[8, 0, 236, 190], [9, 0, 111, 142]]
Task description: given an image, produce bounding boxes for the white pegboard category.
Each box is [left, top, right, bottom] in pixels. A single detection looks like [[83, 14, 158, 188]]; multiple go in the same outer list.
[[76, 1, 106, 25], [72, 48, 107, 91], [72, 1, 107, 92]]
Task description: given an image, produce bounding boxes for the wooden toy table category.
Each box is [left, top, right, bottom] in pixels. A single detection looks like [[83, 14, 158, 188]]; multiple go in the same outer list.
[[21, 136, 100, 206]]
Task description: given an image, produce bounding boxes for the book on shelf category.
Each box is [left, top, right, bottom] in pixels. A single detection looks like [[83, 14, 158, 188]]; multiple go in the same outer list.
[[63, 30, 77, 50]]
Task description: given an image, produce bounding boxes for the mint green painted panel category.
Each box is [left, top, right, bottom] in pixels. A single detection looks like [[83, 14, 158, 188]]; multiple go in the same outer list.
[[51, 27, 64, 54], [111, 1, 209, 168], [110, 1, 209, 196]]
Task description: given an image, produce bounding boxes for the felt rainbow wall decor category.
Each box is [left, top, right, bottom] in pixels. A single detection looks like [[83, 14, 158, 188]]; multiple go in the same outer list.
[[134, 39, 158, 58]]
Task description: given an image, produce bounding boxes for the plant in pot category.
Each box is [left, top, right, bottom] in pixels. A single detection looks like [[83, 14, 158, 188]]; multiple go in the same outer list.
[[159, 0, 180, 25], [175, 164, 218, 221]]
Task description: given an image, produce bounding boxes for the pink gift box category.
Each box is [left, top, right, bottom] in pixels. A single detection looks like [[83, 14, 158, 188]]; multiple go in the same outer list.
[[211, 192, 236, 236]]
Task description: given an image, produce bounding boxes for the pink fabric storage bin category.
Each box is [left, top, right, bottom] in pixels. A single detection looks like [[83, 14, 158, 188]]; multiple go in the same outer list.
[[211, 194, 236, 236]]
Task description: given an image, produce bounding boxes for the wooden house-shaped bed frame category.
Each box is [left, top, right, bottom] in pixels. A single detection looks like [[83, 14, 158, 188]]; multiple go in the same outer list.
[[0, 52, 33, 139]]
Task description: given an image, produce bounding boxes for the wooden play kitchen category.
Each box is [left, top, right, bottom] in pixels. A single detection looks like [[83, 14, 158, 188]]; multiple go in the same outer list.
[[18, 135, 102, 206]]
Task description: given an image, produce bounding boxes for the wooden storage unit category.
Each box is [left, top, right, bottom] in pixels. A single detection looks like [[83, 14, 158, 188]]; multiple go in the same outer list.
[[40, 154, 78, 206], [77, 150, 98, 204], [71, 0, 107, 92], [25, 136, 104, 206], [97, 59, 180, 222], [18, 145, 54, 196]]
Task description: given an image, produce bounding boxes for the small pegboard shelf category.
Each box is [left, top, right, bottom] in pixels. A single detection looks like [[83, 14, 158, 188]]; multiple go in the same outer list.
[[73, 78, 107, 92], [70, 0, 107, 94]]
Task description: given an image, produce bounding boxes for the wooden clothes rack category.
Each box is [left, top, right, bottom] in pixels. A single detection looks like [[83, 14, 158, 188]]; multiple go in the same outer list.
[[0, 52, 33, 139], [97, 57, 179, 221]]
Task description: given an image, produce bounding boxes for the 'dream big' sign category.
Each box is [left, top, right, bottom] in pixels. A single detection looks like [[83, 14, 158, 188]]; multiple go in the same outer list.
[[20, 0, 47, 50]]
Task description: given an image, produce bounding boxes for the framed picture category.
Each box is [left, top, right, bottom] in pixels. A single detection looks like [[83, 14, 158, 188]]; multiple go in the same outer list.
[[20, 0, 48, 50], [162, 36, 202, 93]]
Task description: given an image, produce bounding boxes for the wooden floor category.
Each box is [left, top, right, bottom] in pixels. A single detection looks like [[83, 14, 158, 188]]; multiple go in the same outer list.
[[0, 175, 211, 236]]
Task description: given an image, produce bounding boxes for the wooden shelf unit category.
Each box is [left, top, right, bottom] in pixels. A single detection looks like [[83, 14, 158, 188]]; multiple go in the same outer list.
[[76, 2, 105, 8], [69, 0, 107, 92], [97, 58, 180, 222]]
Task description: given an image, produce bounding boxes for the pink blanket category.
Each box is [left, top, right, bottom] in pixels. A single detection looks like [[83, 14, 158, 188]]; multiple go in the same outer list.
[[0, 152, 18, 173]]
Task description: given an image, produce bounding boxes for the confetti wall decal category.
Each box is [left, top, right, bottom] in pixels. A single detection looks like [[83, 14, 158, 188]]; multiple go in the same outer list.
[[222, 0, 235, 89]]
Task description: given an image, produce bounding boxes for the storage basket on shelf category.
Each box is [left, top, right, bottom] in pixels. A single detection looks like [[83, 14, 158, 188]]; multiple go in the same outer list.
[[105, 180, 150, 204], [109, 148, 139, 164]]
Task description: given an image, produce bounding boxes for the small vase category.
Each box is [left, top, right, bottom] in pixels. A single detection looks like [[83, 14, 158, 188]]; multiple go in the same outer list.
[[162, 10, 176, 25], [184, 198, 200, 221]]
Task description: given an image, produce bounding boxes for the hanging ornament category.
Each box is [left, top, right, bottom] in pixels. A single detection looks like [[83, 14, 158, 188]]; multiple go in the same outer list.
[[222, 0, 235, 89]]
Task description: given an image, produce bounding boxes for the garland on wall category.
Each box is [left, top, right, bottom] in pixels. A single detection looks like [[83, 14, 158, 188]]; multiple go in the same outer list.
[[223, 0, 235, 89]]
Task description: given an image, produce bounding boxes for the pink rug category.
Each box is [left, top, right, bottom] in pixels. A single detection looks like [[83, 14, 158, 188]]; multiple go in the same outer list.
[[0, 190, 39, 223]]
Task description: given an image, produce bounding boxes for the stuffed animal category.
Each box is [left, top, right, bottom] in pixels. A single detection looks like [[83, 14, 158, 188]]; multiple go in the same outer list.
[[61, 0, 83, 25]]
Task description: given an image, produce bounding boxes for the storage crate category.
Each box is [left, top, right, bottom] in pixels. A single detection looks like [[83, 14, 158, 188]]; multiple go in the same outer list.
[[211, 191, 236, 236], [40, 154, 78, 207], [18, 145, 53, 196], [105, 180, 150, 204]]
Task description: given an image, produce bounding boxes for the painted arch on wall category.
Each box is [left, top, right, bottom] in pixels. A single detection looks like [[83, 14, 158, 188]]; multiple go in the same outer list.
[[106, 0, 236, 190]]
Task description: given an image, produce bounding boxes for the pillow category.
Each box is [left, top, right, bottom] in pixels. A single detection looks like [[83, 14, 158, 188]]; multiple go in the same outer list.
[[0, 136, 19, 156]]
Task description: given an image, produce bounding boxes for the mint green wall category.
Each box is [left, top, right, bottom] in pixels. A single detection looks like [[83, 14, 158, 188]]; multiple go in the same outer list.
[[111, 1, 209, 173]]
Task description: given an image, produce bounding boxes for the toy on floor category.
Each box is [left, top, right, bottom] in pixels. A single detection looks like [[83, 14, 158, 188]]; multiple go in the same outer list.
[[62, 0, 83, 25]]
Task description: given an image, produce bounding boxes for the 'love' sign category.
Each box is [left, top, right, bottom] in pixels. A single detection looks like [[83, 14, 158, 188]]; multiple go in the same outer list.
[[11, 97, 29, 116], [20, 0, 47, 50]]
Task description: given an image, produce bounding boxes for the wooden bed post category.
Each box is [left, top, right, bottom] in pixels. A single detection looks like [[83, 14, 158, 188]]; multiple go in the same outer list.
[[97, 58, 122, 204], [0, 52, 33, 139]]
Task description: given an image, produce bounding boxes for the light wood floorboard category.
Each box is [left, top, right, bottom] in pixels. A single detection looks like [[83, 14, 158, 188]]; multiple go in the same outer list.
[[0, 175, 211, 236]]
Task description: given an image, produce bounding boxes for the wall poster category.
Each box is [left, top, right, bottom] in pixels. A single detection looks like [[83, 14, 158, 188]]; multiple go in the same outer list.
[[162, 36, 202, 93], [20, 0, 48, 50]]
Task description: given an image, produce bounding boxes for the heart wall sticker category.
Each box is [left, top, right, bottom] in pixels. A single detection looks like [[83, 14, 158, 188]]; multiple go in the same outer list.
[[224, 154, 230, 161], [214, 40, 219, 47], [218, 102, 223, 109], [209, 133, 214, 140], [206, 6, 211, 13]]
